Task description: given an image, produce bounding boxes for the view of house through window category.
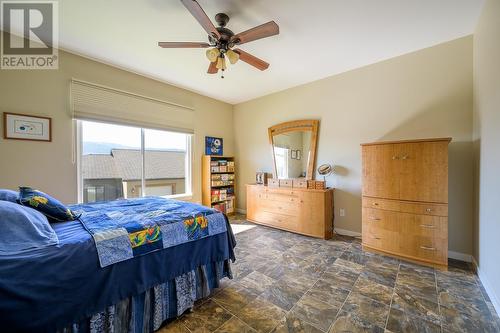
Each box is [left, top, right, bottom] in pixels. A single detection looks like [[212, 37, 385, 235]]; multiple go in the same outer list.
[[80, 120, 190, 203]]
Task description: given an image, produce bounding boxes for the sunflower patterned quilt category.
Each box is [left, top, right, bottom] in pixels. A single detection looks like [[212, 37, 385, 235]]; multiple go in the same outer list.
[[70, 197, 227, 267]]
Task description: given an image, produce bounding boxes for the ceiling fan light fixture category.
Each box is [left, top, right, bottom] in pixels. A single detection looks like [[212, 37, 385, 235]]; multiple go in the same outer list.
[[216, 56, 227, 70], [226, 49, 239, 64], [206, 48, 220, 62]]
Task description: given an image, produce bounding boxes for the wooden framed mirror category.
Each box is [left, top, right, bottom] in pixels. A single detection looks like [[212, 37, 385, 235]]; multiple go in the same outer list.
[[268, 120, 319, 180]]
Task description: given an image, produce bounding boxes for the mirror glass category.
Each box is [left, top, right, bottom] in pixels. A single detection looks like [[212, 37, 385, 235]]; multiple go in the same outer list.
[[272, 131, 312, 179]]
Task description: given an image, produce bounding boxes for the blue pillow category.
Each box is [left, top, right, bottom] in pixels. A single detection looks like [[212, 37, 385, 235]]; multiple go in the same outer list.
[[0, 189, 18, 202], [18, 187, 80, 222], [0, 201, 58, 254]]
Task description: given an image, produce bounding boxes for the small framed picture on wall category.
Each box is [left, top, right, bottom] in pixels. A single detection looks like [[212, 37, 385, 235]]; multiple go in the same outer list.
[[3, 112, 52, 142], [291, 150, 297, 159], [205, 136, 223, 155], [296, 150, 301, 160]]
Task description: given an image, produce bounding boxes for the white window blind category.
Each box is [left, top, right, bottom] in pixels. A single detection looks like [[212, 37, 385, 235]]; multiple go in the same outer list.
[[70, 79, 194, 133]]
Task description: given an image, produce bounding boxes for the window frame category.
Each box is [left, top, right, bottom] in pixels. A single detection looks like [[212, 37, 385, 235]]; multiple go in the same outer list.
[[76, 119, 193, 203]]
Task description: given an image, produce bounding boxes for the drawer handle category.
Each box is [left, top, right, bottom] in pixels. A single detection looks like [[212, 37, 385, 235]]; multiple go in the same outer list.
[[420, 246, 436, 251], [392, 156, 399, 160], [372, 202, 379, 206], [369, 217, 381, 221], [420, 224, 435, 228], [401, 155, 409, 160], [373, 236, 381, 240], [425, 208, 433, 212]]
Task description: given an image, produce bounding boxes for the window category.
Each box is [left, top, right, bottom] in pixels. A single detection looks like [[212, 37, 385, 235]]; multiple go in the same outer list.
[[78, 120, 192, 203]]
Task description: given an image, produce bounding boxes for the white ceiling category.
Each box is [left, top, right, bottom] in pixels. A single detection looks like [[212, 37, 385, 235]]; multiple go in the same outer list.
[[57, 0, 484, 104]]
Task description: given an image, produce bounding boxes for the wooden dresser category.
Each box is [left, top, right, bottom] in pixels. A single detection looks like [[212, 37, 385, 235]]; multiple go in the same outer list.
[[361, 138, 451, 266], [246, 184, 334, 239]]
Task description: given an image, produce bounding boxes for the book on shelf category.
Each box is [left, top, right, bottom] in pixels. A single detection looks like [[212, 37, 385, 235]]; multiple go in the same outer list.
[[203, 155, 236, 214], [212, 197, 234, 214]]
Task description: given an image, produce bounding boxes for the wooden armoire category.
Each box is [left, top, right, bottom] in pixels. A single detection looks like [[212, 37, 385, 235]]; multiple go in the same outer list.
[[361, 138, 451, 266]]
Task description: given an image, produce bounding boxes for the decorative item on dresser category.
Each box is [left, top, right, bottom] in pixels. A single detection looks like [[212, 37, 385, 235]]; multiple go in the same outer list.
[[246, 184, 334, 239], [361, 137, 451, 267], [255, 172, 268, 185], [202, 155, 235, 214], [247, 119, 334, 239]]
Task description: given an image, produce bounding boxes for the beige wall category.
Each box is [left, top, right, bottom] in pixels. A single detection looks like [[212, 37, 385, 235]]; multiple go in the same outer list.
[[473, 0, 500, 311], [0, 47, 234, 204], [234, 36, 474, 255]]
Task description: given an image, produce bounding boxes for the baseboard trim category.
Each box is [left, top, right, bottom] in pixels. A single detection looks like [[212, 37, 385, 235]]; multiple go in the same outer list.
[[448, 251, 473, 263], [472, 256, 500, 316], [235, 208, 247, 214], [334, 228, 361, 238]]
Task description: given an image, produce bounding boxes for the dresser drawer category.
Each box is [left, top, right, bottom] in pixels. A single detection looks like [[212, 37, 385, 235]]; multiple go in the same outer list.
[[268, 179, 280, 187], [259, 199, 299, 216], [279, 179, 293, 187], [399, 202, 448, 217], [259, 192, 299, 203], [252, 210, 298, 230], [293, 179, 308, 188], [362, 197, 400, 212]]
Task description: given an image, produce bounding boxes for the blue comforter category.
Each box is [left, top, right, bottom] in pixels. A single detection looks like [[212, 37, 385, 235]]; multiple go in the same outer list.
[[72, 197, 228, 267], [0, 199, 235, 332]]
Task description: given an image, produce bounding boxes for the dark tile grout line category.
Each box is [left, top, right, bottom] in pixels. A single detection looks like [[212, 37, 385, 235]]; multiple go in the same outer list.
[[434, 268, 444, 333], [384, 263, 400, 331]]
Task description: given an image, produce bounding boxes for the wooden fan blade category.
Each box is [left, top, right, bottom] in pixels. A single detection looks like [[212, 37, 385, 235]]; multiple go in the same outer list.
[[158, 42, 210, 48], [207, 61, 218, 74], [234, 49, 269, 71], [231, 21, 279, 45], [180, 0, 220, 39]]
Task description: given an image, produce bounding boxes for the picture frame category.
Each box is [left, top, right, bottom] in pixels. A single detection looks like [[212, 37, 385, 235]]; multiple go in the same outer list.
[[296, 150, 301, 160], [3, 112, 52, 142], [205, 136, 223, 156], [291, 150, 297, 159]]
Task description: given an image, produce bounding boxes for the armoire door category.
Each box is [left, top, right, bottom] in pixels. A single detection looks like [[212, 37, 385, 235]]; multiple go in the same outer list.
[[397, 142, 449, 203], [362, 144, 400, 199]]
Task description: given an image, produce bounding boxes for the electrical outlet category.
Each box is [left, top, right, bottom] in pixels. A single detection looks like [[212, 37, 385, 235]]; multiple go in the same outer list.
[[339, 208, 345, 217]]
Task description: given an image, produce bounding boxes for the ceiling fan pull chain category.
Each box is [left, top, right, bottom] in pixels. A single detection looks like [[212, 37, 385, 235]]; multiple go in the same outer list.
[[221, 69, 225, 79]]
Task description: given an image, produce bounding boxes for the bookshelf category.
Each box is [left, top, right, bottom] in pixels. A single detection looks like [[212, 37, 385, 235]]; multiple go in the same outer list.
[[202, 155, 236, 214]]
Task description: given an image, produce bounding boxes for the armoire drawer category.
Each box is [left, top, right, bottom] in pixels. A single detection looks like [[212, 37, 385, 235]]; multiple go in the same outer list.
[[363, 229, 400, 251], [400, 235, 447, 264], [399, 202, 448, 217], [362, 197, 400, 212], [362, 208, 400, 232], [399, 213, 448, 239]]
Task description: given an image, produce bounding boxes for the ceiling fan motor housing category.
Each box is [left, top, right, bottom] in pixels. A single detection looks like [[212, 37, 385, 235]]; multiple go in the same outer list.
[[209, 13, 237, 49]]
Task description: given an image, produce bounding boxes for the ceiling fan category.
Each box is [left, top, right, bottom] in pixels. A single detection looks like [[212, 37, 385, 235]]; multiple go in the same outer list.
[[158, 0, 279, 78]]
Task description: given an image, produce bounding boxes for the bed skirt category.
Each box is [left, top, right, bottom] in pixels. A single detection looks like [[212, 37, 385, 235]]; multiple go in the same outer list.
[[58, 260, 232, 333]]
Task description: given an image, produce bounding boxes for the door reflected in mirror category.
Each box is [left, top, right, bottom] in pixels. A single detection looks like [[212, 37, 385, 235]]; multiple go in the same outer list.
[[272, 131, 311, 179]]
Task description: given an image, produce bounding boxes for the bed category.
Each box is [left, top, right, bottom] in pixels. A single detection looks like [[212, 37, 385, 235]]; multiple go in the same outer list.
[[0, 196, 236, 333]]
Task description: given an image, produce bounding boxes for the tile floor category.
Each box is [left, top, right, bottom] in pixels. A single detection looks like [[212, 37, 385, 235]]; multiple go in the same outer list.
[[158, 215, 500, 333]]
